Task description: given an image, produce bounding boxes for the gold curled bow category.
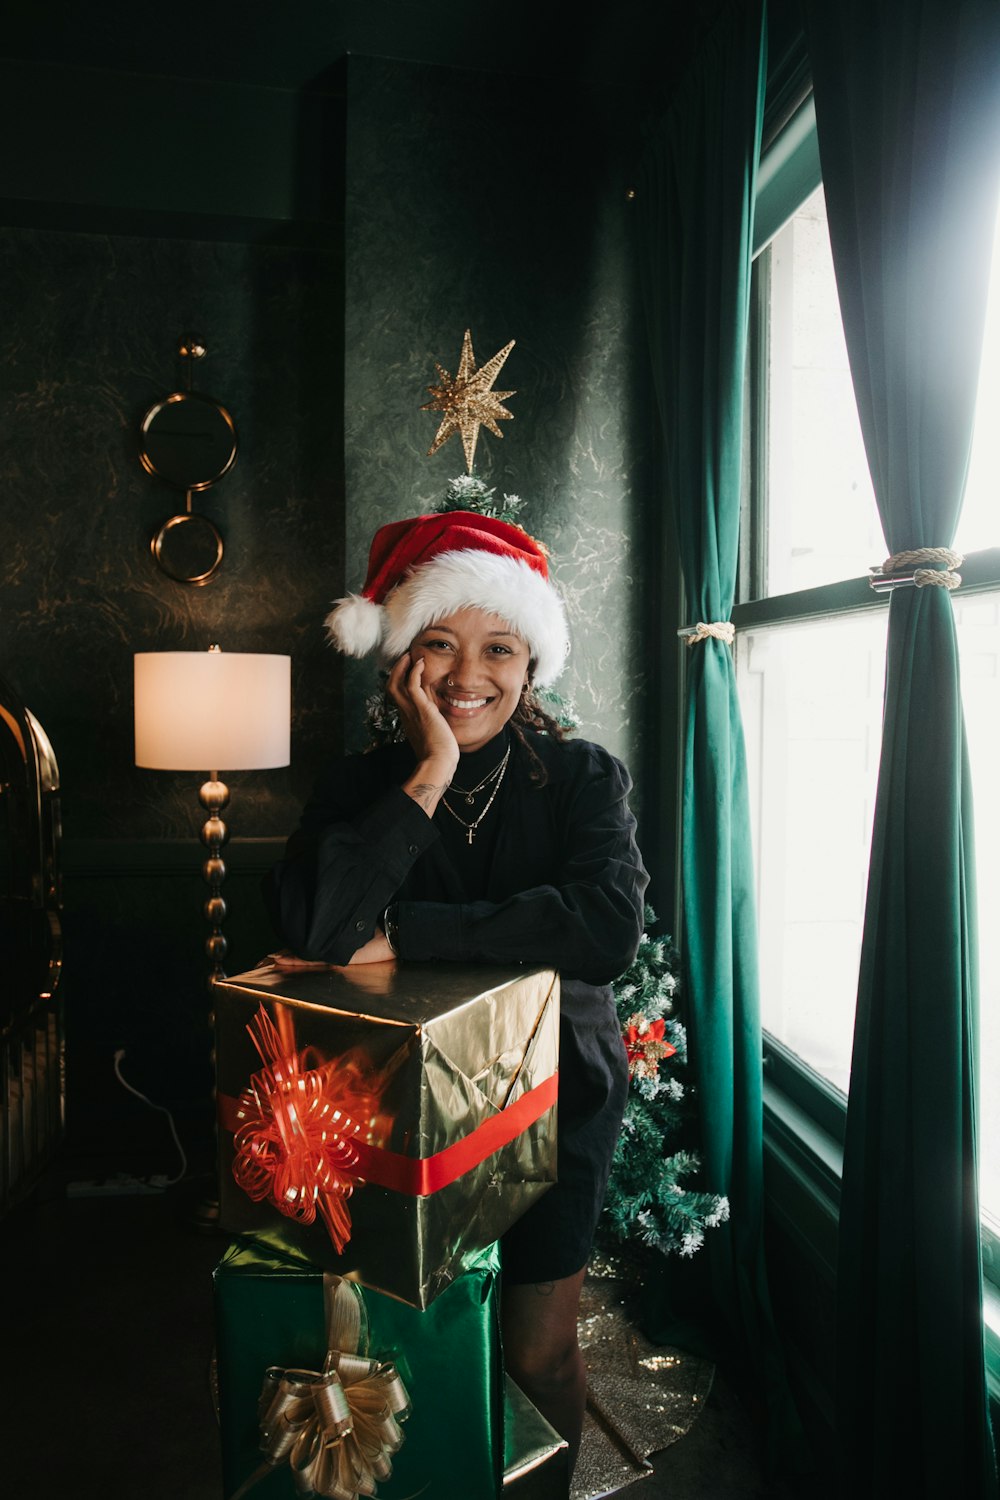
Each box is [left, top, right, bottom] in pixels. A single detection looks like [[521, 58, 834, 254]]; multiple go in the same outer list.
[[230, 1275, 411, 1500]]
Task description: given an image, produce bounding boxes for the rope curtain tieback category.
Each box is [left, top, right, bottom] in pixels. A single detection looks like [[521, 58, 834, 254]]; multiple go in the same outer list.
[[678, 621, 736, 647], [869, 547, 964, 593]]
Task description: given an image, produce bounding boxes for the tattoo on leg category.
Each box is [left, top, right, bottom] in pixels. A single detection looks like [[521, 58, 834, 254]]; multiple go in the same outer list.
[[534, 1281, 555, 1296]]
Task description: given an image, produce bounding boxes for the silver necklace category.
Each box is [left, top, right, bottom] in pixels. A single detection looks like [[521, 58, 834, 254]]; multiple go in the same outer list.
[[448, 745, 511, 805], [440, 752, 510, 845]]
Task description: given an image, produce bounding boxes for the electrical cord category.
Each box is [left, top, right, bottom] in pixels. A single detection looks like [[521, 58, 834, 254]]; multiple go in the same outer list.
[[112, 1048, 189, 1186]]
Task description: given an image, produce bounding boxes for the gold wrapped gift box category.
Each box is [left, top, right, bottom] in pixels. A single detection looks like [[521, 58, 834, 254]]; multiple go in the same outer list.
[[214, 962, 559, 1309]]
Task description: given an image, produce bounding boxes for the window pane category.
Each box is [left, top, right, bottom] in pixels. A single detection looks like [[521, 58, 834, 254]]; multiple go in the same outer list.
[[738, 599, 1000, 1220], [957, 196, 1000, 557], [765, 185, 881, 596], [955, 592, 1000, 1224], [750, 139, 1000, 1228], [764, 183, 1000, 588], [737, 612, 887, 1091]]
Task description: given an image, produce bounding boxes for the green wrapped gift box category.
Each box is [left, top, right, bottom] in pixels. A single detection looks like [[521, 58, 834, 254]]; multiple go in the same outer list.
[[214, 1238, 503, 1500]]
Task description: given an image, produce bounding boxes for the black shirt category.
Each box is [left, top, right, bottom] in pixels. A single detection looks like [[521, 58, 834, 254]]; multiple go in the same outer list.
[[264, 725, 649, 1280], [264, 727, 649, 1001]]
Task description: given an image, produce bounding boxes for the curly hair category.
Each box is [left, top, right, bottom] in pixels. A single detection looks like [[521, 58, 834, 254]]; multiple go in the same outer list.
[[510, 684, 568, 785]]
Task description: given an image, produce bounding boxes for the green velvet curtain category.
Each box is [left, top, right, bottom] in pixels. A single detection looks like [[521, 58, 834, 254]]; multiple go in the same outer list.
[[801, 2, 1000, 1494], [636, 0, 802, 1466]]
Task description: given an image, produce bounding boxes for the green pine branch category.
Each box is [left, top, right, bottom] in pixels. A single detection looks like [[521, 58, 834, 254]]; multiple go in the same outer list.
[[435, 473, 527, 526]]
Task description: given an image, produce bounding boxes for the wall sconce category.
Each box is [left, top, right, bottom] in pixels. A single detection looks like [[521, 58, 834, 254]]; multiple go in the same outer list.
[[133, 645, 291, 982], [139, 339, 238, 586]]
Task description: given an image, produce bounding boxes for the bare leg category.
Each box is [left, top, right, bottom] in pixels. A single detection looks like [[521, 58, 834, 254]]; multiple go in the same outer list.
[[501, 1267, 588, 1476]]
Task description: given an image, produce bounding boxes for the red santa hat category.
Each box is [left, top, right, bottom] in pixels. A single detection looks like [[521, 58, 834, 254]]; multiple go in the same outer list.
[[325, 510, 570, 687]]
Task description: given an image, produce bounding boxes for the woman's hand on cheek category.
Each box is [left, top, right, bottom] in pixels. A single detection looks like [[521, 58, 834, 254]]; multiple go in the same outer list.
[[388, 652, 460, 777]]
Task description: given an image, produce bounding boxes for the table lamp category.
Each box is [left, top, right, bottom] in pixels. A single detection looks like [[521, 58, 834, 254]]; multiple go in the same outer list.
[[134, 644, 291, 982]]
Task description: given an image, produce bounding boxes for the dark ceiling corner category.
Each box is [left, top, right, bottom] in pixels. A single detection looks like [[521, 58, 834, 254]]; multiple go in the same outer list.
[[3, 0, 731, 93]]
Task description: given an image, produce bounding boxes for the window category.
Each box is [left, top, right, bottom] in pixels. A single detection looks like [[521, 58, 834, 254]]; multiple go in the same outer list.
[[737, 106, 1000, 1234], [761, 183, 882, 595]]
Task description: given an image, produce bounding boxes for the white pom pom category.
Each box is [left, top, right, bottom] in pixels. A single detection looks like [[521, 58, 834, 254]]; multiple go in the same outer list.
[[324, 594, 384, 657]]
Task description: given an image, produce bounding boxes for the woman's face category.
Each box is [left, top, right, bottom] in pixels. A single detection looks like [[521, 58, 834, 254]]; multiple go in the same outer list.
[[409, 607, 531, 753]]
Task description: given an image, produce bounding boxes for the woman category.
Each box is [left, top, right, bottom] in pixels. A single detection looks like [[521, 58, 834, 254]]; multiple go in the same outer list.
[[265, 509, 648, 1473]]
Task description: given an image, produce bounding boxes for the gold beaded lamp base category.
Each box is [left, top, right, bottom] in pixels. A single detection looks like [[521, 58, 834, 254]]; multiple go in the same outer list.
[[199, 775, 230, 984]]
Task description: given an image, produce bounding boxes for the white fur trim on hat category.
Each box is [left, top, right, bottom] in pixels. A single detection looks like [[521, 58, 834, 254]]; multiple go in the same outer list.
[[382, 550, 569, 687], [325, 593, 384, 657]]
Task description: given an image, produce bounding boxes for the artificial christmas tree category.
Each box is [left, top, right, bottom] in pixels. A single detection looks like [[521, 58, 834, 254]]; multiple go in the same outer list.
[[603, 911, 729, 1258]]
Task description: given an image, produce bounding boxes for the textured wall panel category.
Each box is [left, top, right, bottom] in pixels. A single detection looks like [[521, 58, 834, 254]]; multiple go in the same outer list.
[[0, 227, 345, 841], [342, 57, 653, 771]]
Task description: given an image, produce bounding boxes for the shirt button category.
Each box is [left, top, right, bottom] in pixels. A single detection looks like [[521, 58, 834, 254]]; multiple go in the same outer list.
[[355, 919, 365, 932], [408, 843, 419, 856]]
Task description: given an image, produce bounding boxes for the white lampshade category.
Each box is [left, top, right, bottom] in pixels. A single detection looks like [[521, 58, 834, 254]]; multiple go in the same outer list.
[[134, 649, 291, 771]]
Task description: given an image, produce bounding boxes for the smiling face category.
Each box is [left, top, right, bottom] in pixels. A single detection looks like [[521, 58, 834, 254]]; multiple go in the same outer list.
[[409, 606, 531, 753]]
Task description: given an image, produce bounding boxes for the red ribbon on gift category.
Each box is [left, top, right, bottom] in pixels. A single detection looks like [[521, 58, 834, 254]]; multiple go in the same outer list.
[[219, 1005, 558, 1253], [348, 1070, 558, 1196], [228, 1007, 385, 1255]]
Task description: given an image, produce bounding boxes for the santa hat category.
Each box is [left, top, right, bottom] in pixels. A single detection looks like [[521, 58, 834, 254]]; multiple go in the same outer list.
[[325, 510, 570, 687]]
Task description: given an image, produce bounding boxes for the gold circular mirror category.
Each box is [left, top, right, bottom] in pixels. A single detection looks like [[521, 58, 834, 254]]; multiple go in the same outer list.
[[139, 391, 238, 492], [151, 513, 225, 586]]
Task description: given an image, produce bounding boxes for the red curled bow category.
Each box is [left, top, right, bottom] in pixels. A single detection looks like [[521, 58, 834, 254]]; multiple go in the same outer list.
[[230, 1006, 384, 1254]]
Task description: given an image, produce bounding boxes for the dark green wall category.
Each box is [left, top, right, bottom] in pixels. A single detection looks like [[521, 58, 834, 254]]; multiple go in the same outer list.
[[0, 60, 348, 1160], [1, 49, 670, 1164], [341, 56, 657, 777], [0, 57, 345, 239], [0, 221, 345, 1156], [1, 228, 345, 838]]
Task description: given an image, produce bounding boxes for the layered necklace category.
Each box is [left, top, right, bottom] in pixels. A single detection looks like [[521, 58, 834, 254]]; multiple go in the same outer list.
[[439, 744, 511, 845]]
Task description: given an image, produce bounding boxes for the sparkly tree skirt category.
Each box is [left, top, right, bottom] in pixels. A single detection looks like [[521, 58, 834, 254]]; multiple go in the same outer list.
[[573, 1252, 714, 1500]]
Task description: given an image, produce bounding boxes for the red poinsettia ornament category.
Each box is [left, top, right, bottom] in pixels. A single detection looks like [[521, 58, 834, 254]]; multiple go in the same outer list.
[[623, 1012, 677, 1082]]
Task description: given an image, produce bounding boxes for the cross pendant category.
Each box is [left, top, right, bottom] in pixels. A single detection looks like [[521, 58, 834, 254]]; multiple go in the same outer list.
[[467, 827, 475, 846]]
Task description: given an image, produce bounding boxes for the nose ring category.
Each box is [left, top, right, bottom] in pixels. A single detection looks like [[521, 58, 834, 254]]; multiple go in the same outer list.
[[447, 676, 455, 687]]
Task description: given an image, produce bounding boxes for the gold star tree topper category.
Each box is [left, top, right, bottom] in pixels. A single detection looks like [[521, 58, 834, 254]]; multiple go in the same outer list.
[[422, 329, 516, 473]]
